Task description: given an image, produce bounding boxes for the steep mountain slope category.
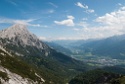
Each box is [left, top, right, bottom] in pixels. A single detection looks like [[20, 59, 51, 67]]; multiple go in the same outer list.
[[45, 41, 72, 55], [0, 46, 44, 84], [0, 24, 88, 84]]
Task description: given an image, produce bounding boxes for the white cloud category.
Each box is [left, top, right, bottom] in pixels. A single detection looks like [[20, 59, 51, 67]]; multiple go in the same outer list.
[[0, 18, 33, 25], [39, 36, 47, 41], [118, 3, 122, 6], [47, 9, 55, 13], [45, 37, 83, 41], [75, 2, 88, 9], [67, 15, 75, 19], [55, 37, 82, 40], [75, 6, 125, 40], [6, 0, 17, 6], [96, 6, 125, 26], [29, 24, 48, 28], [82, 18, 88, 21], [75, 2, 94, 13], [73, 28, 80, 31], [77, 21, 89, 28], [85, 9, 95, 13], [41, 6, 125, 41], [54, 15, 75, 26], [49, 2, 58, 8], [79, 25, 124, 40], [0, 18, 47, 28]]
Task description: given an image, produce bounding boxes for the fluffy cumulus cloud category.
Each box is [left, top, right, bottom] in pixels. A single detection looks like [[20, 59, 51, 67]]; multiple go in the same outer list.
[[96, 7, 125, 26], [76, 6, 125, 40], [54, 15, 75, 26], [75, 2, 94, 13]]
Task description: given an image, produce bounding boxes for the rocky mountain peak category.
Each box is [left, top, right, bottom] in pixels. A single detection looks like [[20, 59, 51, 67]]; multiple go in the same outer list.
[[0, 24, 30, 39], [9, 24, 27, 31], [0, 24, 50, 54]]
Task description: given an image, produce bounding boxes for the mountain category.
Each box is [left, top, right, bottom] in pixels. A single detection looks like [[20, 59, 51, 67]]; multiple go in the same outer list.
[[0, 45, 44, 84], [0, 24, 50, 56], [69, 69, 125, 84], [0, 24, 88, 84], [45, 41, 72, 55], [52, 39, 97, 56], [71, 34, 125, 59]]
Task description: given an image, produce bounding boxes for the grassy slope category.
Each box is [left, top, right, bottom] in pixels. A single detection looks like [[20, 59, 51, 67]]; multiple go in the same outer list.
[[0, 49, 43, 83]]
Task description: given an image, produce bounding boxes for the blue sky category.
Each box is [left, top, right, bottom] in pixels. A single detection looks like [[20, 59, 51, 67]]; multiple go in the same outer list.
[[0, 0, 125, 41]]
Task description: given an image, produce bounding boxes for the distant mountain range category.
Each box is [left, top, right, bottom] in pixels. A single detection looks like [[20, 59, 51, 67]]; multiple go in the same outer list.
[[51, 34, 125, 59], [0, 24, 88, 84], [75, 34, 125, 59]]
